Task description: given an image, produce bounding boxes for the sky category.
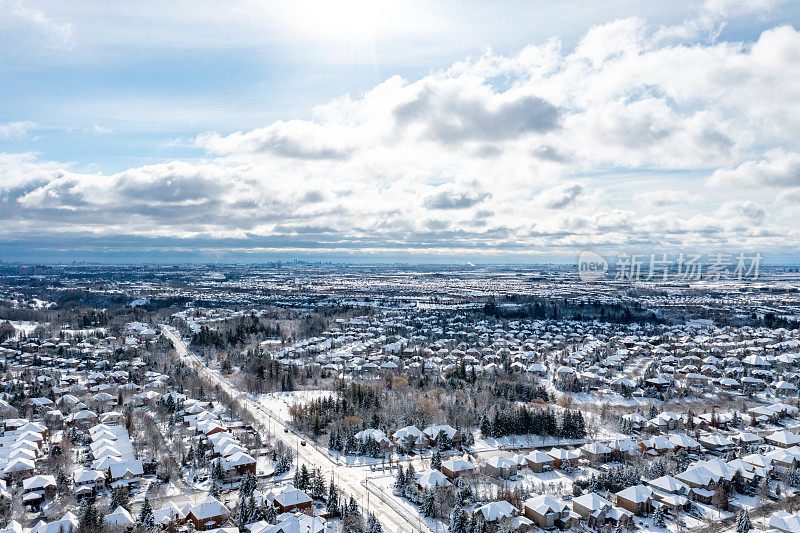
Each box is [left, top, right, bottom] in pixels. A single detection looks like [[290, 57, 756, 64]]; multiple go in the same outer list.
[[1, 0, 800, 264]]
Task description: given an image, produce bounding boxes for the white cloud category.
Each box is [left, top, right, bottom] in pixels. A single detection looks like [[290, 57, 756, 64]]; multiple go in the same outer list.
[[2, 11, 800, 256], [776, 187, 800, 204], [635, 189, 695, 206], [0, 121, 36, 139], [535, 183, 584, 209], [710, 150, 800, 187], [4, 0, 72, 48]]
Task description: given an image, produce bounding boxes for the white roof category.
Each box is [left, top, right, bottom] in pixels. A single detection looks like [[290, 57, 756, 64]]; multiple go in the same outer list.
[[104, 506, 135, 527]]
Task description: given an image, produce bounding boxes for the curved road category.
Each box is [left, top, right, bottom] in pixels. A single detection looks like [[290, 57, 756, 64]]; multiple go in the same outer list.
[[161, 325, 430, 533]]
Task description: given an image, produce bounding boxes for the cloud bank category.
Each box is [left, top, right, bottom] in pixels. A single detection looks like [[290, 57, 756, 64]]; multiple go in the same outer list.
[[2, 7, 800, 260]]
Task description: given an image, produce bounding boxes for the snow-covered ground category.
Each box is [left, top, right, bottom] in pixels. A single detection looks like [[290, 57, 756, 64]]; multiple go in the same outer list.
[[8, 320, 44, 338], [472, 432, 587, 452], [253, 390, 336, 423]]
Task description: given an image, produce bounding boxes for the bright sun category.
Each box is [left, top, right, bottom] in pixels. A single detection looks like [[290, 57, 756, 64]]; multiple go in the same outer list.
[[277, 0, 441, 50]]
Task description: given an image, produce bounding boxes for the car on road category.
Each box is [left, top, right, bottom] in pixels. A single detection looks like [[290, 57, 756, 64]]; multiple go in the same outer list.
[[284, 428, 289, 433], [300, 440, 307, 446]]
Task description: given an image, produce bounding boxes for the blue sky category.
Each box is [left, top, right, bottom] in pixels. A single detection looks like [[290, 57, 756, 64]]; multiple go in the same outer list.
[[1, 0, 800, 263]]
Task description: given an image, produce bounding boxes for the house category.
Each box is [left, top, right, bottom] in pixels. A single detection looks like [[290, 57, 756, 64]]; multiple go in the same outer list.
[[73, 469, 105, 493], [259, 513, 327, 533], [579, 442, 611, 463], [546, 448, 579, 469], [392, 426, 425, 450], [609, 438, 640, 461], [481, 456, 517, 479], [698, 434, 735, 453], [441, 458, 476, 480], [614, 485, 653, 515], [766, 430, 800, 449], [523, 495, 570, 529], [650, 411, 682, 431], [28, 513, 79, 533], [22, 475, 56, 497], [416, 469, 452, 490], [769, 511, 800, 533], [187, 496, 230, 531], [640, 436, 676, 456], [648, 475, 689, 496], [572, 492, 612, 527], [108, 460, 144, 486], [104, 506, 135, 529], [474, 500, 531, 530], [766, 447, 799, 471], [220, 452, 257, 476], [422, 425, 461, 448], [354, 429, 392, 452], [266, 486, 313, 514], [154, 502, 187, 527], [2, 458, 35, 480], [676, 466, 719, 493], [525, 451, 555, 473], [667, 433, 701, 453]]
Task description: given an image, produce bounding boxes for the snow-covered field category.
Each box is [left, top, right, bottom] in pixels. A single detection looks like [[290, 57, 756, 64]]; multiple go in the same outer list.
[[472, 432, 587, 452], [253, 390, 336, 422], [9, 320, 44, 338]]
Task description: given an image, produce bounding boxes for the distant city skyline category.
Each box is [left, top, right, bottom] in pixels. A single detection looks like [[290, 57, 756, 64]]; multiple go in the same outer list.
[[2, 0, 800, 263]]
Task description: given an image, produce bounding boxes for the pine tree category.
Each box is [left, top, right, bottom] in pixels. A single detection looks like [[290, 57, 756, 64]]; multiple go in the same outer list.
[[326, 484, 339, 516], [431, 450, 442, 471], [139, 495, 154, 529], [299, 464, 311, 490], [422, 489, 436, 517], [80, 499, 98, 532], [737, 509, 751, 533], [653, 506, 666, 528], [368, 513, 383, 533], [346, 495, 360, 516], [450, 508, 469, 533], [111, 486, 130, 511], [240, 471, 256, 498], [789, 467, 800, 488], [265, 504, 277, 524], [310, 468, 326, 499], [395, 465, 406, 494], [237, 497, 252, 531]]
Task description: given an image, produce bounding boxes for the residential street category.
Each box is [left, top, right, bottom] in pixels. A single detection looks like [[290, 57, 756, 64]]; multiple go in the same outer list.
[[161, 325, 431, 533]]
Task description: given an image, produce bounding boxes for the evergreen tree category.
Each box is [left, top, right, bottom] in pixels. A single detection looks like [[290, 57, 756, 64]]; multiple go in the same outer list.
[[80, 499, 99, 532], [737, 509, 751, 533], [368, 513, 383, 533], [265, 504, 277, 524], [211, 480, 222, 499], [789, 467, 800, 488], [653, 506, 666, 528], [346, 495, 360, 517], [310, 468, 326, 499], [395, 465, 406, 495], [111, 486, 130, 511], [422, 489, 436, 517], [240, 471, 256, 498], [139, 495, 155, 529], [237, 497, 252, 531], [450, 508, 469, 533], [326, 484, 339, 516], [431, 450, 442, 471]]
